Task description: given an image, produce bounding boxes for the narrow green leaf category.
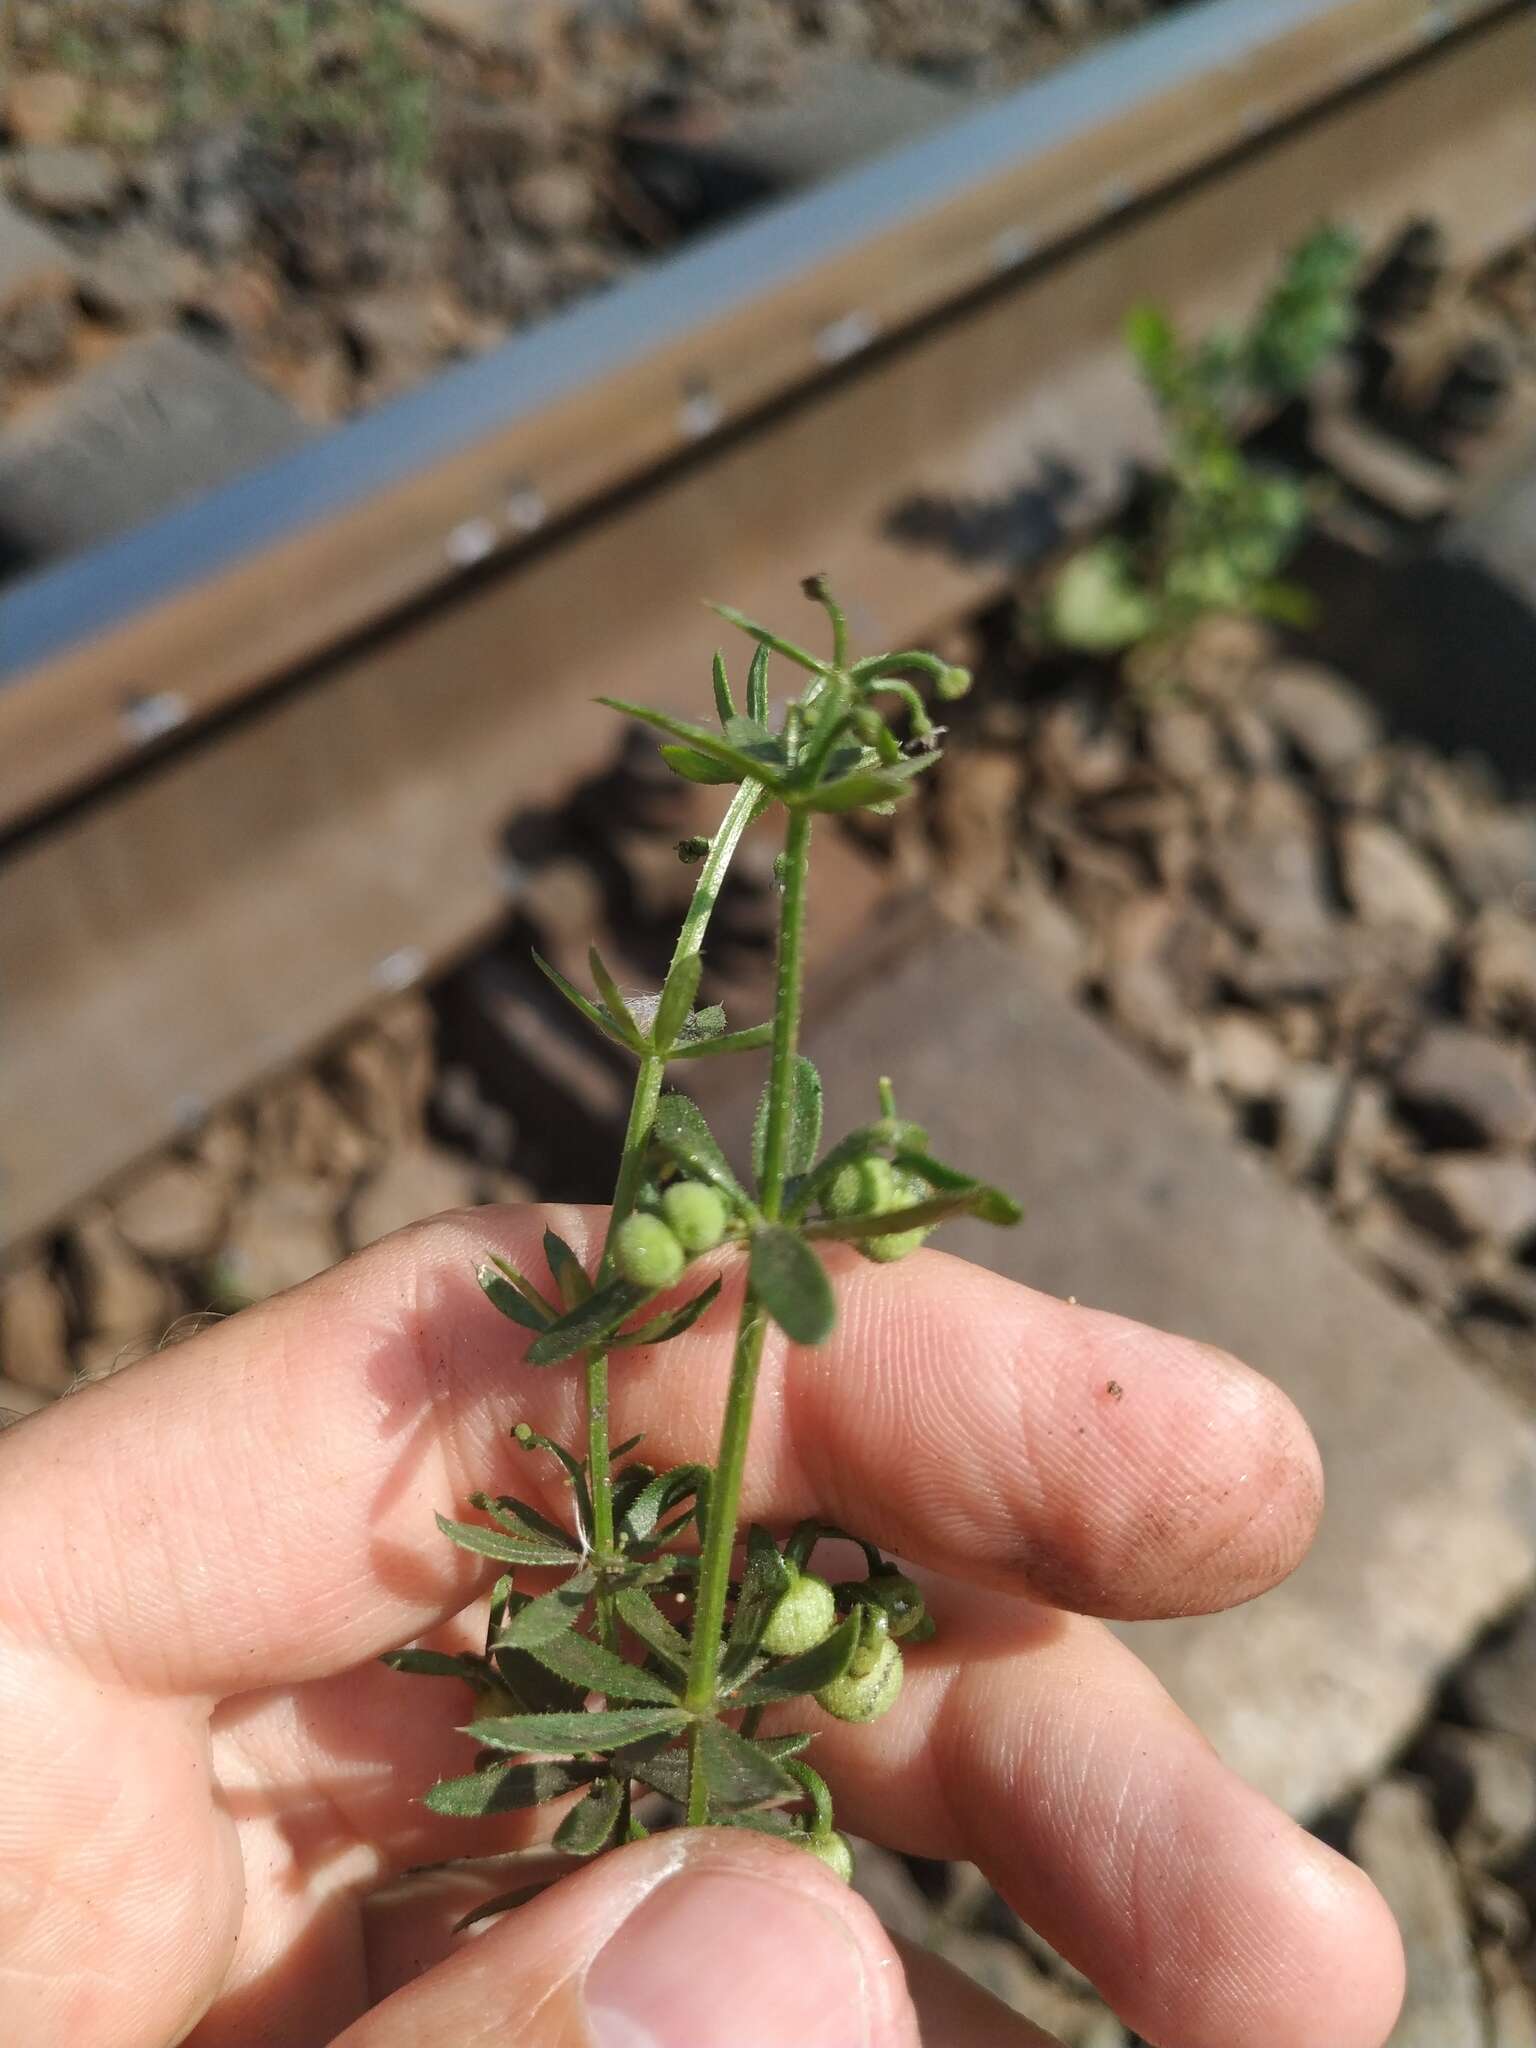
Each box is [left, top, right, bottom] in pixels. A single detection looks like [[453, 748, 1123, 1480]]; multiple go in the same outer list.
[[809, 1188, 1022, 1241], [804, 764, 927, 814], [531, 950, 639, 1050], [750, 1227, 835, 1346], [470, 1492, 579, 1557], [711, 649, 736, 726], [530, 1628, 681, 1704], [718, 1809, 802, 1837], [615, 1588, 692, 1677], [466, 1707, 691, 1755], [729, 1524, 790, 1655], [598, 699, 779, 788], [752, 1055, 823, 1187], [758, 1732, 814, 1762], [652, 1094, 748, 1206], [589, 946, 640, 1042], [381, 1648, 485, 1683], [619, 1463, 709, 1547], [478, 1259, 554, 1333], [708, 604, 831, 677], [491, 1599, 589, 1713], [669, 1021, 775, 1061], [423, 1759, 590, 1816], [613, 1277, 723, 1349], [969, 1185, 1024, 1226], [734, 1612, 860, 1705], [525, 1278, 653, 1367], [435, 1513, 576, 1570], [554, 1775, 625, 1856], [721, 715, 788, 766], [660, 744, 739, 786], [494, 1569, 595, 1651], [542, 1229, 591, 1310], [746, 644, 770, 723], [694, 1717, 800, 1810], [627, 1746, 691, 1801], [653, 951, 703, 1055]]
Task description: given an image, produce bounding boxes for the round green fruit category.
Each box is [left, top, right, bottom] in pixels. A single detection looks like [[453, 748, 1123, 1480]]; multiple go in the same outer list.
[[823, 1155, 896, 1219], [613, 1213, 686, 1290], [815, 1636, 903, 1723], [864, 1568, 927, 1640], [760, 1570, 838, 1657], [802, 1830, 855, 1883], [660, 1181, 729, 1255]]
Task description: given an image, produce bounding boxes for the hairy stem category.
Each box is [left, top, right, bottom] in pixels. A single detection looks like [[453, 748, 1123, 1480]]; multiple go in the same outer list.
[[684, 805, 814, 1814], [683, 1304, 769, 1716], [583, 779, 763, 1637], [758, 807, 813, 1220]]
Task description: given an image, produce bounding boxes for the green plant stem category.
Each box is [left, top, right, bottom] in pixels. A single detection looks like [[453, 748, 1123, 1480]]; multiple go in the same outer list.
[[683, 805, 814, 1817], [582, 779, 763, 1641], [758, 808, 813, 1220]]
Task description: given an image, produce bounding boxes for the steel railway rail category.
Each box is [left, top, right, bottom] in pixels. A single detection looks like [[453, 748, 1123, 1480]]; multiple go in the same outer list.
[[3, 0, 1533, 1254]]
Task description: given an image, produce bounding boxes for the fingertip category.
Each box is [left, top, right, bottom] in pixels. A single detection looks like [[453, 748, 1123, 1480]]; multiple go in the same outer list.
[[1274, 1840, 1406, 2048]]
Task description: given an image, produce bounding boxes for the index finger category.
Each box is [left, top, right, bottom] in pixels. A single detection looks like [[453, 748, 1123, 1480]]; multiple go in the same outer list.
[[0, 1204, 1321, 1696]]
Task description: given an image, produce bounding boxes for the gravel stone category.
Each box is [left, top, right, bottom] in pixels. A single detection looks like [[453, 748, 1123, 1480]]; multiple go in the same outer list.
[[1350, 1777, 1485, 2048], [1459, 1606, 1536, 1745], [1260, 659, 1382, 773], [1393, 1155, 1536, 1249], [11, 143, 122, 218], [111, 1158, 228, 1265], [1200, 1009, 1286, 1100], [346, 1145, 480, 1252], [1340, 817, 1459, 942], [62, 1204, 173, 1340], [4, 70, 89, 147], [1416, 1724, 1536, 1875], [1395, 1025, 1536, 1150], [1464, 909, 1536, 1036], [220, 1180, 341, 1302], [0, 1258, 73, 1395]]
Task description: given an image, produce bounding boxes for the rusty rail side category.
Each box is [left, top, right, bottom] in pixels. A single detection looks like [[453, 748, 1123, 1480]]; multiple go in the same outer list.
[[0, 0, 1511, 831]]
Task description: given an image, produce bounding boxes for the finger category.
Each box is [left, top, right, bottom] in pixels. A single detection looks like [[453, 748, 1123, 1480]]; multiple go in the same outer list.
[[0, 1205, 1320, 1699], [358, 1876, 1061, 2046], [896, 1942, 1062, 2048], [777, 1580, 1405, 2048], [340, 1827, 921, 2047]]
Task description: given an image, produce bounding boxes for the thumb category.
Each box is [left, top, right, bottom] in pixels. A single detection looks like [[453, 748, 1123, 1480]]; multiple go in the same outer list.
[[346, 1827, 922, 2047]]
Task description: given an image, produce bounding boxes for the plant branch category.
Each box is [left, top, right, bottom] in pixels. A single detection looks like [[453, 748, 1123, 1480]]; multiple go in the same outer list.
[[583, 778, 763, 1641]]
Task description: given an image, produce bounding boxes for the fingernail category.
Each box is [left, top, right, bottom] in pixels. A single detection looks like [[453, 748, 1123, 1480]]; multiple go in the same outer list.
[[585, 1867, 871, 2048]]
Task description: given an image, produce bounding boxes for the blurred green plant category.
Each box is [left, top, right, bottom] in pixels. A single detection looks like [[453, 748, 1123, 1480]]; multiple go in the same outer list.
[[1045, 224, 1361, 657], [175, 0, 435, 187]]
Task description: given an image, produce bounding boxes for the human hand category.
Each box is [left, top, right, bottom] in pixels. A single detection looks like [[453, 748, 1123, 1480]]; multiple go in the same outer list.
[[0, 1204, 1403, 2046]]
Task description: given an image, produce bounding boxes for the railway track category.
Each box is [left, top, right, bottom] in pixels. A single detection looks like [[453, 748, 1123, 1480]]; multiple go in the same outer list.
[[3, 0, 1533, 1257]]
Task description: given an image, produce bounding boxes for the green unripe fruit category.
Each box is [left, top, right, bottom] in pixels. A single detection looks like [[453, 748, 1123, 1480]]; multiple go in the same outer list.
[[760, 1569, 838, 1657], [613, 1213, 686, 1290], [863, 1568, 927, 1640], [860, 1226, 927, 1264], [823, 1155, 896, 1220], [660, 1181, 729, 1256], [802, 1830, 854, 1883], [848, 1606, 890, 1678], [858, 1164, 930, 1264], [815, 1635, 903, 1723]]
